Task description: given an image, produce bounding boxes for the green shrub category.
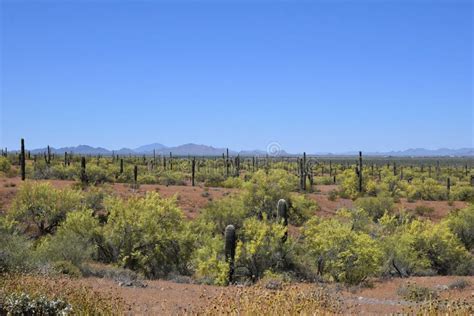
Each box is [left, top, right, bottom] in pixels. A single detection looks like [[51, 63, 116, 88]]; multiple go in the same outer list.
[[443, 206, 474, 251], [397, 282, 438, 302], [10, 182, 83, 236], [0, 217, 34, 273], [451, 185, 474, 202], [52, 260, 82, 278], [303, 217, 383, 285], [36, 209, 101, 266], [193, 235, 229, 285], [102, 192, 194, 278], [198, 195, 247, 234], [413, 205, 435, 216], [242, 170, 313, 225], [383, 219, 472, 277], [1, 292, 72, 315], [158, 170, 186, 186], [0, 156, 12, 173], [235, 215, 289, 282], [354, 196, 394, 220]]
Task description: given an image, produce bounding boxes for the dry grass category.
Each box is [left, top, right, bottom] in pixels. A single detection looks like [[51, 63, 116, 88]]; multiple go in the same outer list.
[[0, 273, 125, 315], [201, 283, 346, 315]]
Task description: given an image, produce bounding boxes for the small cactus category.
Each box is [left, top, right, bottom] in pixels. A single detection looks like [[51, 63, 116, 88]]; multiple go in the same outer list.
[[277, 199, 289, 242], [80, 157, 87, 184], [20, 138, 26, 181], [224, 224, 236, 284], [191, 157, 196, 186]]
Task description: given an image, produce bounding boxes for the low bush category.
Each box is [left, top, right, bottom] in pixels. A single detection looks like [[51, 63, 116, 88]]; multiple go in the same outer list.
[[10, 182, 83, 236], [397, 282, 438, 302], [354, 196, 394, 220]]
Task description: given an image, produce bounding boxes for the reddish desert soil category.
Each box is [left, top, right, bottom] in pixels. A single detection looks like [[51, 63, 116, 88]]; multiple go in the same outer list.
[[53, 275, 474, 314]]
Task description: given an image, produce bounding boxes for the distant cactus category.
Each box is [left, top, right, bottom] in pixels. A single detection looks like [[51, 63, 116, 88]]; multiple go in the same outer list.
[[20, 138, 26, 181], [358, 151, 363, 193], [224, 225, 236, 284], [191, 157, 196, 186], [120, 158, 124, 174], [134, 165, 138, 185], [447, 177, 451, 198], [80, 157, 87, 184], [277, 199, 289, 242]]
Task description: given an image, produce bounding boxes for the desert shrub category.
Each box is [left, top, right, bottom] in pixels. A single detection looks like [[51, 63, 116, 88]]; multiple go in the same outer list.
[[102, 192, 194, 278], [242, 170, 313, 225], [52, 260, 82, 278], [288, 193, 318, 226], [444, 206, 474, 251], [0, 156, 12, 173], [328, 189, 338, 201], [84, 164, 112, 184], [383, 219, 473, 277], [50, 164, 76, 180], [198, 195, 247, 234], [0, 217, 34, 273], [83, 185, 112, 213], [413, 205, 435, 216], [414, 205, 434, 216], [36, 209, 101, 266], [338, 169, 361, 199], [397, 282, 438, 302], [408, 178, 446, 201], [235, 216, 290, 282], [1, 292, 72, 315], [198, 171, 225, 187], [193, 235, 229, 285], [379, 173, 406, 200], [448, 278, 471, 290], [138, 173, 158, 184], [354, 196, 394, 220], [451, 185, 474, 202], [10, 182, 83, 236], [302, 217, 383, 285], [0, 274, 124, 314], [221, 177, 243, 188], [158, 170, 186, 186]]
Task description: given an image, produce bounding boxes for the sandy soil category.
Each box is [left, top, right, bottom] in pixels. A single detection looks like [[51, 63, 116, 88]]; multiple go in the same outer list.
[[52, 275, 474, 314]]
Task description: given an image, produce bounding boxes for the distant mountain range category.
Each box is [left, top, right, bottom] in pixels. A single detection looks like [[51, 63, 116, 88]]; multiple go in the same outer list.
[[23, 143, 474, 157]]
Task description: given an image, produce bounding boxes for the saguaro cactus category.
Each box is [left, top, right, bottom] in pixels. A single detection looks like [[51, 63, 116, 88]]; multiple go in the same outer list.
[[191, 157, 196, 187], [224, 225, 236, 284], [20, 138, 26, 181], [470, 175, 474, 187], [47, 145, 51, 165], [299, 158, 305, 191], [120, 158, 124, 174], [80, 157, 87, 184], [277, 199, 289, 242], [358, 151, 363, 193], [447, 177, 451, 198], [134, 165, 138, 186]]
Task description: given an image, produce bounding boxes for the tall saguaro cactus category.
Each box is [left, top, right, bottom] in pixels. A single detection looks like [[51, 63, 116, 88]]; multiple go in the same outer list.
[[20, 138, 26, 181], [447, 177, 451, 198], [80, 157, 87, 185], [120, 158, 124, 174], [224, 225, 236, 284], [191, 157, 196, 186], [277, 199, 289, 242], [358, 151, 363, 193], [134, 165, 138, 187]]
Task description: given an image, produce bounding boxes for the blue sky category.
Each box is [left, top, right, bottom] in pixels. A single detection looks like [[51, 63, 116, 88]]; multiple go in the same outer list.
[[1, 0, 472, 153]]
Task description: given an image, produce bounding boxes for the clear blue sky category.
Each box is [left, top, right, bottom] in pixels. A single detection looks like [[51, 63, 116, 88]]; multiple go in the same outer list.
[[1, 0, 472, 153]]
